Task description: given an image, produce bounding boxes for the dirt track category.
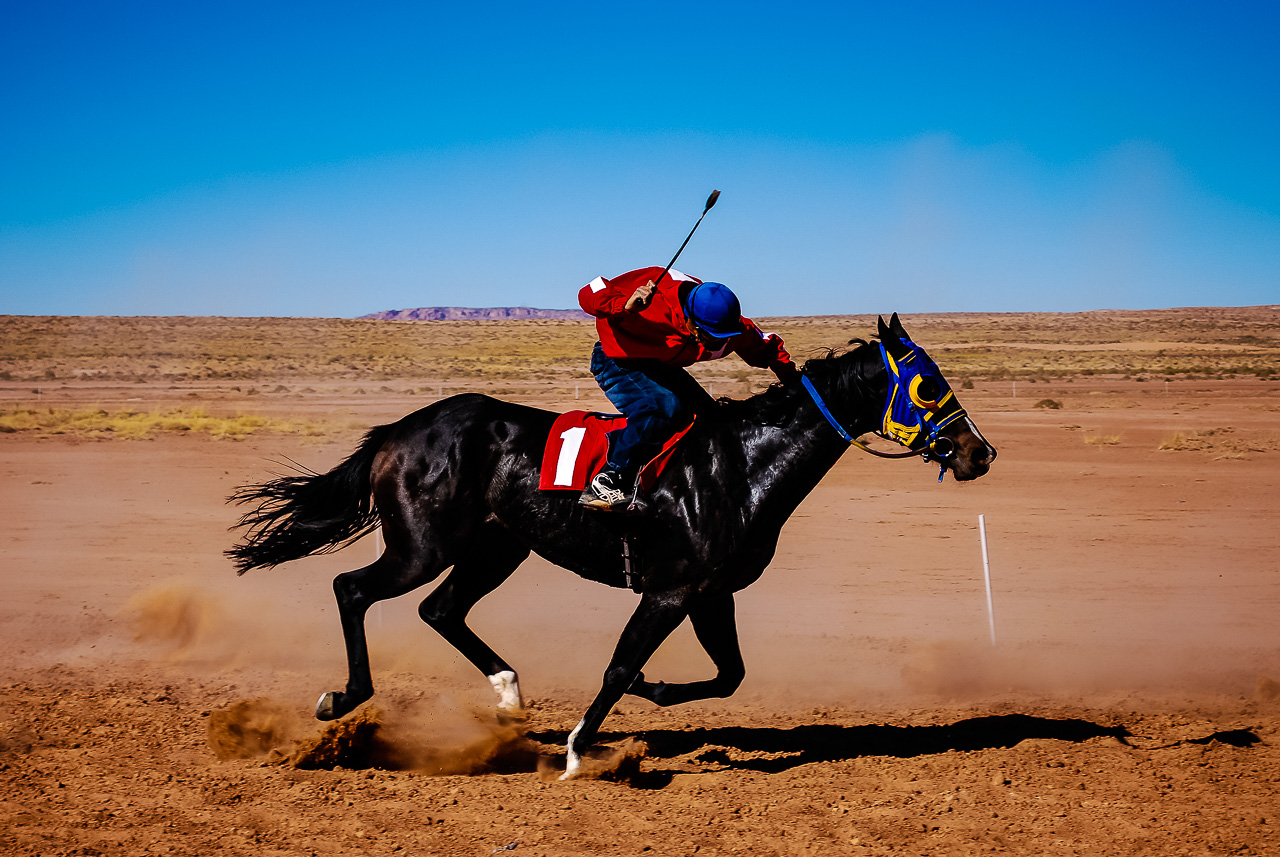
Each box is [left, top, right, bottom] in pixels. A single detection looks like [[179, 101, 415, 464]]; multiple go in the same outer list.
[[3, 315, 1280, 856]]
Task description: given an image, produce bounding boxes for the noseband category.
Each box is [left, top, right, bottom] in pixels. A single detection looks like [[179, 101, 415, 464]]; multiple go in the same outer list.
[[799, 341, 968, 480]]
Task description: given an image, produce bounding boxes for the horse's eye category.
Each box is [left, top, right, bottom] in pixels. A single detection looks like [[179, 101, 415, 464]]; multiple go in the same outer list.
[[911, 375, 941, 407]]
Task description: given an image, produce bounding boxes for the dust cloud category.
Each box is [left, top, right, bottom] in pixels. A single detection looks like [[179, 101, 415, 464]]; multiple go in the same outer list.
[[127, 583, 227, 655], [206, 695, 542, 775], [122, 578, 468, 684], [896, 636, 1273, 702]]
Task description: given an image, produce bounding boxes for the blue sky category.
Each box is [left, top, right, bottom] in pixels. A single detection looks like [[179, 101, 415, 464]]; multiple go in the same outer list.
[[2, 1, 1277, 317]]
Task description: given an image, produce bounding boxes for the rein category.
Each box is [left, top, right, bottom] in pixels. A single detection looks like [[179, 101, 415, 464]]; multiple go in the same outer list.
[[799, 374, 918, 459]]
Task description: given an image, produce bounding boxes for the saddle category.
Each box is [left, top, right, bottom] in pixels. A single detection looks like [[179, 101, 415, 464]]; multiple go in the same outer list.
[[538, 411, 694, 492]]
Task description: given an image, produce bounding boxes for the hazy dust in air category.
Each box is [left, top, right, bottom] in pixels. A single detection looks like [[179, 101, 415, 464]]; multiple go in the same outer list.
[[126, 582, 226, 657], [122, 578, 347, 685]]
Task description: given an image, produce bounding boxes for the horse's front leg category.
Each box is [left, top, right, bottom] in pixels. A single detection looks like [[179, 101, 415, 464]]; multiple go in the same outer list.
[[627, 591, 745, 707], [563, 588, 690, 779]]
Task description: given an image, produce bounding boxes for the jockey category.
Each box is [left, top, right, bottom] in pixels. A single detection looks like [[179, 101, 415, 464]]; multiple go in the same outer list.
[[577, 266, 798, 511]]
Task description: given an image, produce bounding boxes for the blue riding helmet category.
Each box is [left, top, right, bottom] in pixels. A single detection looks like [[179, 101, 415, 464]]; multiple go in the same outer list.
[[683, 282, 744, 338]]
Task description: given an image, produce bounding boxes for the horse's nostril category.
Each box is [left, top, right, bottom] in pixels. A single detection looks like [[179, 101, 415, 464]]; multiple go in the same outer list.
[[970, 445, 994, 468]]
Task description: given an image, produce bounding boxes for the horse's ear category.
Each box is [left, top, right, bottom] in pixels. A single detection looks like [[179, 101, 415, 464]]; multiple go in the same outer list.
[[877, 315, 891, 341], [888, 312, 909, 340], [879, 313, 911, 360]]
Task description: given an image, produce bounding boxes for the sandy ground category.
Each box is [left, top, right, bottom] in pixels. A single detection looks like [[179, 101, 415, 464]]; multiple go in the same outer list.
[[2, 368, 1280, 856]]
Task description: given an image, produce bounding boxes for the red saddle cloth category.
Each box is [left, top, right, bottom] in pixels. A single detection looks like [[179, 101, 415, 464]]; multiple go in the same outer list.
[[538, 411, 694, 492]]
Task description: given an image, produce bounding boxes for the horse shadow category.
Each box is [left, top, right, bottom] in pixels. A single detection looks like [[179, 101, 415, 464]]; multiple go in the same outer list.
[[527, 713, 1131, 786]]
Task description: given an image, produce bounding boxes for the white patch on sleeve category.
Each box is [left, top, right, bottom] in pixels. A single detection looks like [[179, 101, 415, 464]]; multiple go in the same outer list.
[[586, 276, 607, 293], [667, 268, 695, 282]]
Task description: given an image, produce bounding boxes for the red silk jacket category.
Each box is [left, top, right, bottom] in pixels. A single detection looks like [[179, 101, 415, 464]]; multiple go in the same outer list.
[[577, 266, 796, 378]]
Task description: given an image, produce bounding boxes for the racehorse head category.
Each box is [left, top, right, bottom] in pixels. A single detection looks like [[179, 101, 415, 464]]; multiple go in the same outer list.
[[873, 313, 996, 482]]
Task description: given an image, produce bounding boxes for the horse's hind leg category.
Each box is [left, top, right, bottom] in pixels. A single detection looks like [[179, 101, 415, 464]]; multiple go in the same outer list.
[[628, 591, 745, 707], [417, 529, 530, 712], [318, 547, 449, 721]]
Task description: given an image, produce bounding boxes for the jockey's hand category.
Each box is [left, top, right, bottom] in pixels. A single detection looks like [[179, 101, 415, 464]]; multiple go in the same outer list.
[[624, 280, 657, 313]]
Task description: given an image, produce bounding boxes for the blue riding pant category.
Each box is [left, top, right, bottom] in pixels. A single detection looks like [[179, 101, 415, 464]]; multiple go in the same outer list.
[[589, 341, 715, 480]]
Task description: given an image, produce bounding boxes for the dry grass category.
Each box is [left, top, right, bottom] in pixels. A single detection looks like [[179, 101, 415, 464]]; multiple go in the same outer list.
[[0, 407, 331, 440], [1083, 433, 1123, 446], [1159, 427, 1274, 458], [2, 306, 1277, 386]]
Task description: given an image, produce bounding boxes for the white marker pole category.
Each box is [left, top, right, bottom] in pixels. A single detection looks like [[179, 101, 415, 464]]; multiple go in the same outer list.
[[979, 514, 996, 645]]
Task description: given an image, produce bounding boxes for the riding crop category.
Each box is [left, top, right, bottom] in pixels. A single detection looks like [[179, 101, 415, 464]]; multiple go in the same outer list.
[[653, 189, 720, 287]]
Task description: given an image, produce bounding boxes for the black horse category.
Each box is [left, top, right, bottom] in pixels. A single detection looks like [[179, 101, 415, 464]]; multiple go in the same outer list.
[[227, 314, 996, 777]]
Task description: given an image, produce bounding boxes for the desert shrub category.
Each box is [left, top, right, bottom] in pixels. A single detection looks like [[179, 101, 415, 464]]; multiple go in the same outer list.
[[1157, 427, 1259, 456], [1033, 398, 1063, 409], [1159, 432, 1212, 452]]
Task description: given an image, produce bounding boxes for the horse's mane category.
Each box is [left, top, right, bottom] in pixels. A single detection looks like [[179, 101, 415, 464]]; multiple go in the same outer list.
[[714, 338, 876, 427]]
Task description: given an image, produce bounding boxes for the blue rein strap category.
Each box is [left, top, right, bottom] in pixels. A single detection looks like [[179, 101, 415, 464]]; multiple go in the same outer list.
[[799, 374, 856, 444], [799, 372, 920, 460]]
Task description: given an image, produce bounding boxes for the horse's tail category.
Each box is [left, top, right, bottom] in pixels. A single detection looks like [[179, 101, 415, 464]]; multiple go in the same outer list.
[[225, 423, 396, 574]]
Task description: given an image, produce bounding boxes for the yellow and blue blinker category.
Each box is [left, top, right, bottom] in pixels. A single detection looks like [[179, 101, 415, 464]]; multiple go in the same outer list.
[[879, 339, 966, 451]]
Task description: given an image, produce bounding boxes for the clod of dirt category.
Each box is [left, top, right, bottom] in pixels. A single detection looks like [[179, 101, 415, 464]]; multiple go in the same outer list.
[[288, 707, 383, 769], [207, 698, 301, 760]]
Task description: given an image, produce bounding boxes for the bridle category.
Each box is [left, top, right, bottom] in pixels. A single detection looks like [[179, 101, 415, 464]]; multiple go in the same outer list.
[[799, 340, 968, 480]]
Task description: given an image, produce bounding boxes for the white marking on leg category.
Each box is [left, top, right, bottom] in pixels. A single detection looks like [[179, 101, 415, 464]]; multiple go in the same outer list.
[[488, 670, 523, 712], [560, 718, 586, 780]]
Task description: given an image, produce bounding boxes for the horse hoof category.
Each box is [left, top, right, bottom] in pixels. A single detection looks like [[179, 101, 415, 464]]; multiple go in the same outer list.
[[315, 692, 339, 721], [559, 751, 581, 781]]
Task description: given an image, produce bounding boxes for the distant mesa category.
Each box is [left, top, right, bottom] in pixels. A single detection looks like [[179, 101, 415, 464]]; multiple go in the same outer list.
[[359, 306, 589, 321]]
